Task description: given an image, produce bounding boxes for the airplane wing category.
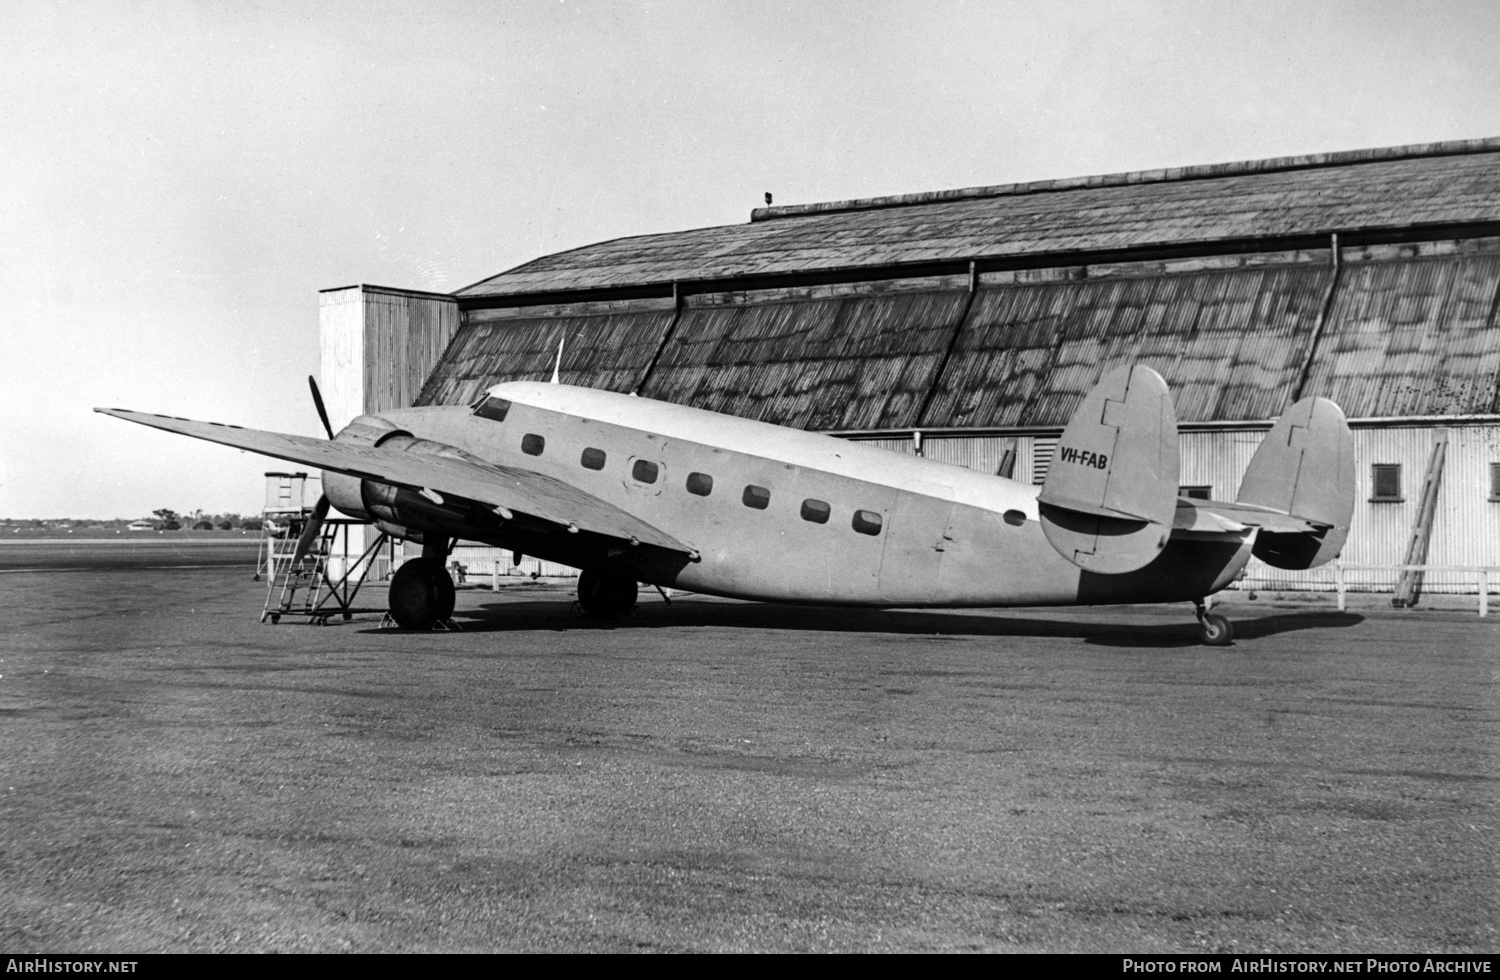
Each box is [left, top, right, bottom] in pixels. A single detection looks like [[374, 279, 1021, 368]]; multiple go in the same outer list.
[[95, 408, 692, 553]]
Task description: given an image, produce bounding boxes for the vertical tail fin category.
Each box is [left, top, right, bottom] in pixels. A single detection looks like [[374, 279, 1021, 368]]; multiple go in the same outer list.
[[1237, 396, 1355, 569], [1037, 365, 1179, 574]]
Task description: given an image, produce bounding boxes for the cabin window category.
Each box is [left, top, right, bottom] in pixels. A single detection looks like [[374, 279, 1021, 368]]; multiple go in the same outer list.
[[1180, 485, 1212, 500], [742, 485, 770, 510], [580, 448, 606, 471], [1371, 464, 1402, 502], [686, 472, 713, 496], [1003, 509, 1026, 526], [632, 459, 659, 484], [1489, 462, 1500, 501], [800, 499, 831, 524], [852, 509, 883, 536], [474, 397, 511, 422], [521, 434, 545, 456]]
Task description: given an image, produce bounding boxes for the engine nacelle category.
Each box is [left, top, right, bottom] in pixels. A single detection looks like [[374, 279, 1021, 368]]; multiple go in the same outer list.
[[320, 415, 407, 523], [321, 415, 493, 541]]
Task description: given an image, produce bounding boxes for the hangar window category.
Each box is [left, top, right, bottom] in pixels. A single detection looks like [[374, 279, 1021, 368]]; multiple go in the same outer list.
[[686, 472, 713, 496], [1180, 485, 1212, 500], [474, 397, 511, 422], [521, 434, 545, 456], [580, 448, 606, 470], [852, 510, 883, 536], [742, 485, 770, 510], [1031, 439, 1057, 486], [1490, 462, 1500, 501], [800, 499, 831, 524], [632, 459, 659, 484], [1371, 464, 1403, 502]]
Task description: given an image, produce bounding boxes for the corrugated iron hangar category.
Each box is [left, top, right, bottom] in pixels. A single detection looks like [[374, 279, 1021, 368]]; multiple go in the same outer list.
[[320, 138, 1500, 594]]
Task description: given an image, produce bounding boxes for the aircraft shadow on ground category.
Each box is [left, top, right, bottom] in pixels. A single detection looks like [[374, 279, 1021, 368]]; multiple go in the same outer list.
[[360, 597, 1365, 647]]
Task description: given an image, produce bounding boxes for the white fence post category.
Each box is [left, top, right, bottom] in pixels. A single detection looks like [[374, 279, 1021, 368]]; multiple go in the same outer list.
[[1335, 561, 1346, 613], [1480, 570, 1489, 618]]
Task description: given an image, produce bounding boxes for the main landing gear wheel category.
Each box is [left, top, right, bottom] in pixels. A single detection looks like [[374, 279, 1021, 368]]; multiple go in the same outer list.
[[388, 559, 456, 630], [1194, 600, 1233, 646], [577, 568, 638, 618]]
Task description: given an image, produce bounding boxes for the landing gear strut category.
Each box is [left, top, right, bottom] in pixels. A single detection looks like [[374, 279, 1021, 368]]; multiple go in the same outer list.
[[577, 568, 638, 618], [1194, 599, 1233, 646], [387, 536, 456, 630]]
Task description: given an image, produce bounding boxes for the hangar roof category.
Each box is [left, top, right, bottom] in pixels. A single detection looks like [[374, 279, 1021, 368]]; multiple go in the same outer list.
[[458, 138, 1500, 301], [421, 139, 1500, 428]]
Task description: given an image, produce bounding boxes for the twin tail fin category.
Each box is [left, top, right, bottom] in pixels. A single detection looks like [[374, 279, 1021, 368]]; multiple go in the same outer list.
[[1235, 397, 1355, 569], [1037, 365, 1355, 575]]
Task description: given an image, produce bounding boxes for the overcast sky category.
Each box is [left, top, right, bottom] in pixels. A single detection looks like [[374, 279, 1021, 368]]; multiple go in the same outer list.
[[5, 0, 1499, 519]]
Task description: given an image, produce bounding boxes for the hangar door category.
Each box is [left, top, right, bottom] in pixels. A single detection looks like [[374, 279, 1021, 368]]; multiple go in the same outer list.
[[638, 287, 972, 431], [417, 304, 675, 407]]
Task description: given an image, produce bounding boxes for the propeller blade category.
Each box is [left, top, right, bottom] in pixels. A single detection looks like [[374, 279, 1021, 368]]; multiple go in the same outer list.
[[290, 494, 331, 569], [308, 375, 335, 440]]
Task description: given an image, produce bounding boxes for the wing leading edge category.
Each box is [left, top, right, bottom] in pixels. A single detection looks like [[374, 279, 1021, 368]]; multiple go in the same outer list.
[[95, 408, 691, 554]]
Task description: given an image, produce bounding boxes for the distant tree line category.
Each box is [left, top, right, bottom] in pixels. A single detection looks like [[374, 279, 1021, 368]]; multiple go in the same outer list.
[[150, 509, 261, 530], [0, 513, 265, 530]]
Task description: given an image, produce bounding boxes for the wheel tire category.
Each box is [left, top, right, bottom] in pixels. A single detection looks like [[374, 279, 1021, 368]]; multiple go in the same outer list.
[[577, 568, 638, 618], [388, 559, 451, 630], [434, 566, 456, 624], [1200, 612, 1234, 646]]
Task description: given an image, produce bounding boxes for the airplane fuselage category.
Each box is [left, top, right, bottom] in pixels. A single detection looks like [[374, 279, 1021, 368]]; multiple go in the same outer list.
[[367, 383, 1254, 607]]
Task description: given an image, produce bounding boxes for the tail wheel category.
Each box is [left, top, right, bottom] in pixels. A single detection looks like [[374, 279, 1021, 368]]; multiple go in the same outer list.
[[1199, 612, 1233, 646], [389, 559, 456, 630], [577, 568, 638, 618]]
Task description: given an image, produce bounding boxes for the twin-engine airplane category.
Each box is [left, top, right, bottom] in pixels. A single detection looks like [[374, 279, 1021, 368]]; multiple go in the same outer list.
[[98, 364, 1355, 645]]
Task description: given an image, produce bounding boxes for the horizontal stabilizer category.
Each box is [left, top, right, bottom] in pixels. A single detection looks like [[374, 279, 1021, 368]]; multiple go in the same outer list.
[[1189, 499, 1328, 536], [1236, 396, 1355, 569], [1038, 365, 1179, 574]]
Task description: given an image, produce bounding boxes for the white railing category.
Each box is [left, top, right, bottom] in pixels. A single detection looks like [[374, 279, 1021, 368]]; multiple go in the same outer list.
[[1330, 563, 1498, 617]]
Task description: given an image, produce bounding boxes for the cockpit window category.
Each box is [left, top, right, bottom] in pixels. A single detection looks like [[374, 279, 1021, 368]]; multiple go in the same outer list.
[[474, 396, 511, 422]]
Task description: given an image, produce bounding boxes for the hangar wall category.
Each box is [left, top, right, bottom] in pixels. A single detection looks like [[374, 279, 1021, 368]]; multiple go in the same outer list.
[[318, 284, 459, 552], [328, 139, 1500, 593], [864, 423, 1500, 594], [319, 284, 459, 429], [413, 237, 1500, 593]]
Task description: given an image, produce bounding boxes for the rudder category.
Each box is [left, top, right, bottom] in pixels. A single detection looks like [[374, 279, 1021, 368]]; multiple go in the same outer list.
[[1038, 365, 1180, 574], [1237, 396, 1355, 569]]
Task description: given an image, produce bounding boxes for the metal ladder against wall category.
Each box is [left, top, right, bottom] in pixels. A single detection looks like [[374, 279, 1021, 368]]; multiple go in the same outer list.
[[1393, 431, 1449, 608]]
